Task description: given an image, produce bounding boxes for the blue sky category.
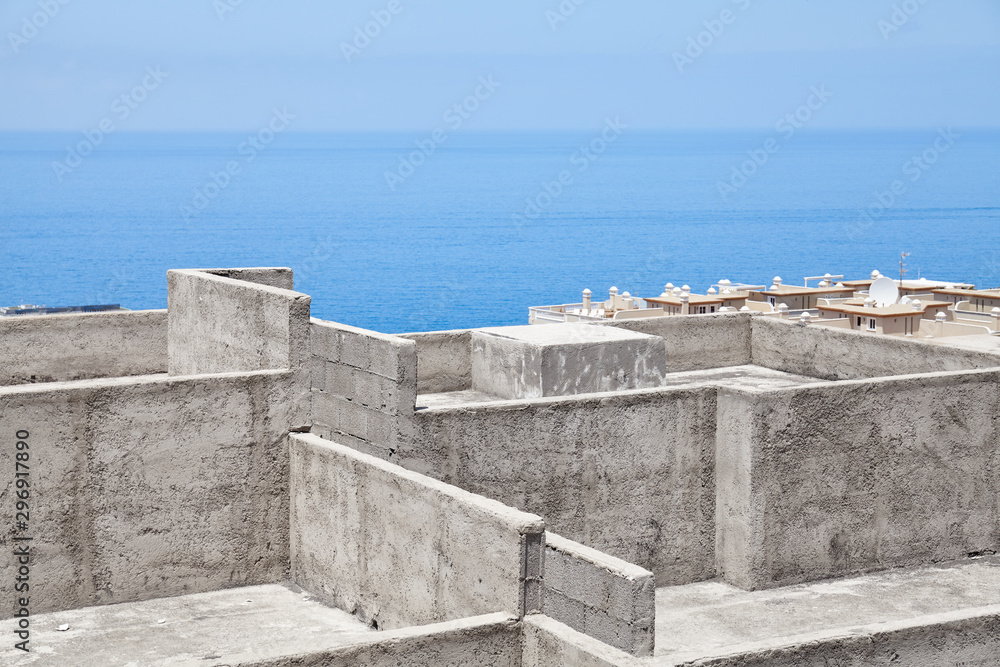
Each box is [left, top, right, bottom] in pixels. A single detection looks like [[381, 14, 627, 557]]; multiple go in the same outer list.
[[1, 0, 998, 130]]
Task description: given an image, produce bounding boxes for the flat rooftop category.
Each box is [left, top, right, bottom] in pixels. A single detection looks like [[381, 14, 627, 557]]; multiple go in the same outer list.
[[416, 364, 821, 410], [652, 556, 1000, 664], [0, 584, 373, 666]]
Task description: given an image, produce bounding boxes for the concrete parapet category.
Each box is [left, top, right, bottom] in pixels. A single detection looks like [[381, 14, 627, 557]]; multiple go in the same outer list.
[[397, 328, 473, 393], [199, 267, 295, 290], [289, 433, 544, 630], [412, 386, 717, 585], [250, 613, 522, 667], [751, 315, 1000, 380], [167, 268, 311, 376], [542, 532, 655, 656], [0, 309, 167, 386], [310, 318, 417, 458], [716, 368, 1000, 590], [471, 324, 667, 399], [522, 614, 640, 667], [606, 311, 752, 372], [0, 370, 300, 618]]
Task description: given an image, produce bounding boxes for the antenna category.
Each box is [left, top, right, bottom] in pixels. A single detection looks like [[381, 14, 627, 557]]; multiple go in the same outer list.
[[899, 251, 910, 284]]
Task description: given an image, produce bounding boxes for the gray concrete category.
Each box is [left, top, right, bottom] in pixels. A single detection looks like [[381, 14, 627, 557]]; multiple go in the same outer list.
[[310, 318, 418, 459], [411, 386, 718, 585], [543, 532, 655, 656], [471, 323, 667, 399], [0, 583, 372, 666], [654, 557, 1000, 666], [0, 370, 306, 618], [200, 266, 295, 290], [716, 368, 1000, 590], [523, 614, 640, 667], [167, 269, 311, 376], [606, 312, 752, 373], [0, 309, 167, 386], [398, 328, 473, 393], [289, 433, 544, 631], [751, 315, 1000, 380]]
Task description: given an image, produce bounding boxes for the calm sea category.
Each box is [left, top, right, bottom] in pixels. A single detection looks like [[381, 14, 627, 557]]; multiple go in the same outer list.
[[1, 130, 998, 333]]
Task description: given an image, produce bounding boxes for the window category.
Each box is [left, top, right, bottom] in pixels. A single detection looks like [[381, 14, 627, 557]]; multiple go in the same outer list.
[[857, 316, 862, 327], [710, 306, 716, 313], [868, 318, 876, 331], [698, 306, 706, 314], [768, 297, 776, 307]]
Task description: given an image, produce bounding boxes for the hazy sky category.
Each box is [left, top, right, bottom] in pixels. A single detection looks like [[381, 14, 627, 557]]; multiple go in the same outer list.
[[2, 0, 998, 130]]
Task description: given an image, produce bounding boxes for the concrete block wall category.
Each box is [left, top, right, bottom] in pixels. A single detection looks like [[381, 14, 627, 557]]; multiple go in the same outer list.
[[289, 433, 544, 631], [0, 370, 303, 619], [167, 268, 311, 376], [606, 312, 752, 372], [246, 614, 523, 667], [522, 615, 639, 667], [0, 309, 167, 386], [716, 368, 1000, 590], [310, 319, 418, 459], [396, 329, 472, 394], [751, 315, 1000, 380], [411, 387, 717, 585], [542, 533, 655, 656]]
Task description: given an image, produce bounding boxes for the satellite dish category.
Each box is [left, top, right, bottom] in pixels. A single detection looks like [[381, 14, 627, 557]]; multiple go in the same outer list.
[[869, 276, 899, 308]]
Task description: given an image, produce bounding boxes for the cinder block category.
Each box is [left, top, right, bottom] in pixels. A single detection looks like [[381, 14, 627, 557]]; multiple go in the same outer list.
[[341, 330, 372, 370], [354, 371, 398, 411], [471, 324, 666, 399], [340, 400, 368, 440], [311, 322, 342, 362], [309, 356, 328, 392], [543, 589, 586, 630]]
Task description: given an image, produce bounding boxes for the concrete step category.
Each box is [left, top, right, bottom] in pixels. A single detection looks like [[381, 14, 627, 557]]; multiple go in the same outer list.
[[0, 583, 373, 666], [653, 556, 1000, 665]]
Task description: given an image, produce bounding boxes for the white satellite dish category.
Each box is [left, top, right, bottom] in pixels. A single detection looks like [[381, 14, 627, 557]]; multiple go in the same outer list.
[[869, 276, 899, 308]]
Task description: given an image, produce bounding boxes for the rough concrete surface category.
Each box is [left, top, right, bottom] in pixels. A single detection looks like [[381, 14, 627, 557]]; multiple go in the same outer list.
[[471, 324, 667, 399], [412, 386, 718, 585], [0, 370, 304, 618], [168, 269, 311, 376], [751, 315, 1000, 380], [522, 614, 640, 667], [543, 532, 655, 656], [309, 318, 417, 459], [0, 309, 167, 386], [290, 433, 544, 631], [606, 312, 752, 373], [716, 368, 1000, 589], [655, 557, 1000, 660], [0, 583, 372, 666], [397, 329, 473, 393], [200, 266, 296, 290]]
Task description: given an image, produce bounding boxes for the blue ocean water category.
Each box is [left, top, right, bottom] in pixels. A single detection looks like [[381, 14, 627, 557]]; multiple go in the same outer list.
[[1, 130, 998, 333]]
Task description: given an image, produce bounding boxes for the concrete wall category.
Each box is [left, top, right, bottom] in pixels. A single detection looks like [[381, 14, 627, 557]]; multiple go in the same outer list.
[[0, 309, 167, 386], [522, 614, 638, 667], [751, 316, 1000, 380], [411, 387, 718, 585], [0, 370, 304, 619], [716, 368, 1000, 590], [246, 613, 522, 667], [167, 269, 311, 376], [289, 433, 544, 631], [199, 267, 295, 290], [397, 329, 472, 394], [310, 319, 417, 459], [542, 533, 655, 656], [605, 312, 752, 372]]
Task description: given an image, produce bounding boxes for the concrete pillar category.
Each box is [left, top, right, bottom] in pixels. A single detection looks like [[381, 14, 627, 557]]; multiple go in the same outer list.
[[992, 307, 1000, 332], [680, 293, 690, 315], [582, 289, 591, 314]]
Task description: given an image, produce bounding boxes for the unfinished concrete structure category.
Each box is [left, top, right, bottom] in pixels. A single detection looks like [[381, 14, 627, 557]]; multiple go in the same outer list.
[[3, 267, 1000, 666]]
